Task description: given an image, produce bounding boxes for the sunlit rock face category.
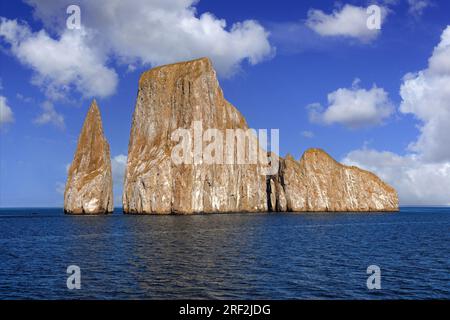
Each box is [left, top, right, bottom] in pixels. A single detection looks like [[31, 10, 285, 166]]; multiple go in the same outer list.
[[268, 149, 399, 212], [123, 58, 268, 214], [64, 100, 113, 214], [123, 57, 398, 214]]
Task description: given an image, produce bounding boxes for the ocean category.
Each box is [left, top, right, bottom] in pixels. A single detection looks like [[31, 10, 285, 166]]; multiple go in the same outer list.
[[0, 207, 448, 299]]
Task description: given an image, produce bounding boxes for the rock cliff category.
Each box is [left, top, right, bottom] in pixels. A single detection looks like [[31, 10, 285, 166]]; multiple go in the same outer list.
[[123, 58, 268, 213], [64, 100, 113, 214], [123, 57, 398, 213], [268, 149, 398, 212]]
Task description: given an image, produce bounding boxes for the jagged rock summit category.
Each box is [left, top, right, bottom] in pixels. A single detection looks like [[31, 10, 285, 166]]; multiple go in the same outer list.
[[268, 149, 399, 212], [123, 57, 398, 213], [64, 100, 113, 214]]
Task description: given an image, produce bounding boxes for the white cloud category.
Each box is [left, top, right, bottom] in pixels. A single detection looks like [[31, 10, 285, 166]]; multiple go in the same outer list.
[[16, 93, 33, 103], [399, 25, 450, 162], [0, 18, 118, 100], [308, 79, 394, 129], [343, 149, 450, 205], [306, 4, 386, 42], [0, 96, 14, 127], [112, 154, 127, 185], [407, 0, 431, 17], [0, 0, 273, 135], [268, 21, 337, 54], [111, 154, 127, 207], [380, 0, 431, 17], [24, 0, 274, 76], [343, 26, 450, 205], [33, 101, 65, 129]]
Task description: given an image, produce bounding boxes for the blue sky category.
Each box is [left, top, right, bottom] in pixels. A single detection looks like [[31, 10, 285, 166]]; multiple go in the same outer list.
[[0, 0, 449, 207]]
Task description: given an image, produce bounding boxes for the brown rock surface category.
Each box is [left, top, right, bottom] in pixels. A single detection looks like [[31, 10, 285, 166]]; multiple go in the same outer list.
[[123, 57, 398, 214], [123, 57, 268, 213], [64, 100, 113, 214], [268, 149, 399, 212]]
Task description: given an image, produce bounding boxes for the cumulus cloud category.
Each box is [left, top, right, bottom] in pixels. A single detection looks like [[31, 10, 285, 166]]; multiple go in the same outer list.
[[0, 0, 273, 134], [399, 26, 450, 162], [33, 101, 65, 129], [343, 149, 450, 205], [343, 26, 450, 205], [25, 0, 273, 76], [0, 18, 118, 100], [0, 96, 14, 127], [306, 4, 386, 42], [308, 79, 394, 129]]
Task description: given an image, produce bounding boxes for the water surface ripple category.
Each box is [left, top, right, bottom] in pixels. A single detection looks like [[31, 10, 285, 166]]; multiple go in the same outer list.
[[0, 207, 448, 299]]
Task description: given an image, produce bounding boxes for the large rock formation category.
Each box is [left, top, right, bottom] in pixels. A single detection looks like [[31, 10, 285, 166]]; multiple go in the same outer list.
[[64, 100, 113, 214], [123, 57, 267, 213], [268, 149, 398, 212], [123, 57, 398, 214]]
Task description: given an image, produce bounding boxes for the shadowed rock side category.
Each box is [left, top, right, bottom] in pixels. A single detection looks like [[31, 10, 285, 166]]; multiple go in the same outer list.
[[123, 57, 267, 214], [268, 149, 399, 212], [64, 100, 113, 214]]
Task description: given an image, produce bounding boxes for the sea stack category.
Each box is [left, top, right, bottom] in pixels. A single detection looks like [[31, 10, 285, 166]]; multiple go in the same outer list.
[[64, 100, 113, 214], [123, 57, 267, 213], [123, 57, 398, 214]]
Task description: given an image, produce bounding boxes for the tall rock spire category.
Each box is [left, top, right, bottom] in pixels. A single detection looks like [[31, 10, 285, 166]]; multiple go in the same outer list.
[[64, 100, 113, 214]]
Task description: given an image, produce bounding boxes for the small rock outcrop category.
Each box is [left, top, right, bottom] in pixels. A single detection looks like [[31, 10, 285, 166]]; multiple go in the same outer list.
[[268, 149, 398, 212], [64, 100, 113, 214]]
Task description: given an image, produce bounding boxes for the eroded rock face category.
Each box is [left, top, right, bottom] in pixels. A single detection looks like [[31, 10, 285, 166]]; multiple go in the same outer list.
[[268, 149, 399, 212], [123, 57, 267, 213], [123, 57, 398, 214], [64, 100, 113, 214]]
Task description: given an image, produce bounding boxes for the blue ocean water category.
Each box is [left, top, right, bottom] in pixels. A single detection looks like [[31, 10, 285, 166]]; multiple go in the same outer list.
[[0, 207, 448, 299]]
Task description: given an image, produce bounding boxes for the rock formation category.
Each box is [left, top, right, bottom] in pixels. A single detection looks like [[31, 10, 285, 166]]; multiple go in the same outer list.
[[123, 57, 398, 214], [268, 149, 399, 212], [64, 100, 113, 214], [123, 57, 268, 213]]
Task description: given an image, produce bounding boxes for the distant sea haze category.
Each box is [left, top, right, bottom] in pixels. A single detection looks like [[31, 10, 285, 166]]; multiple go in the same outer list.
[[0, 207, 448, 299]]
